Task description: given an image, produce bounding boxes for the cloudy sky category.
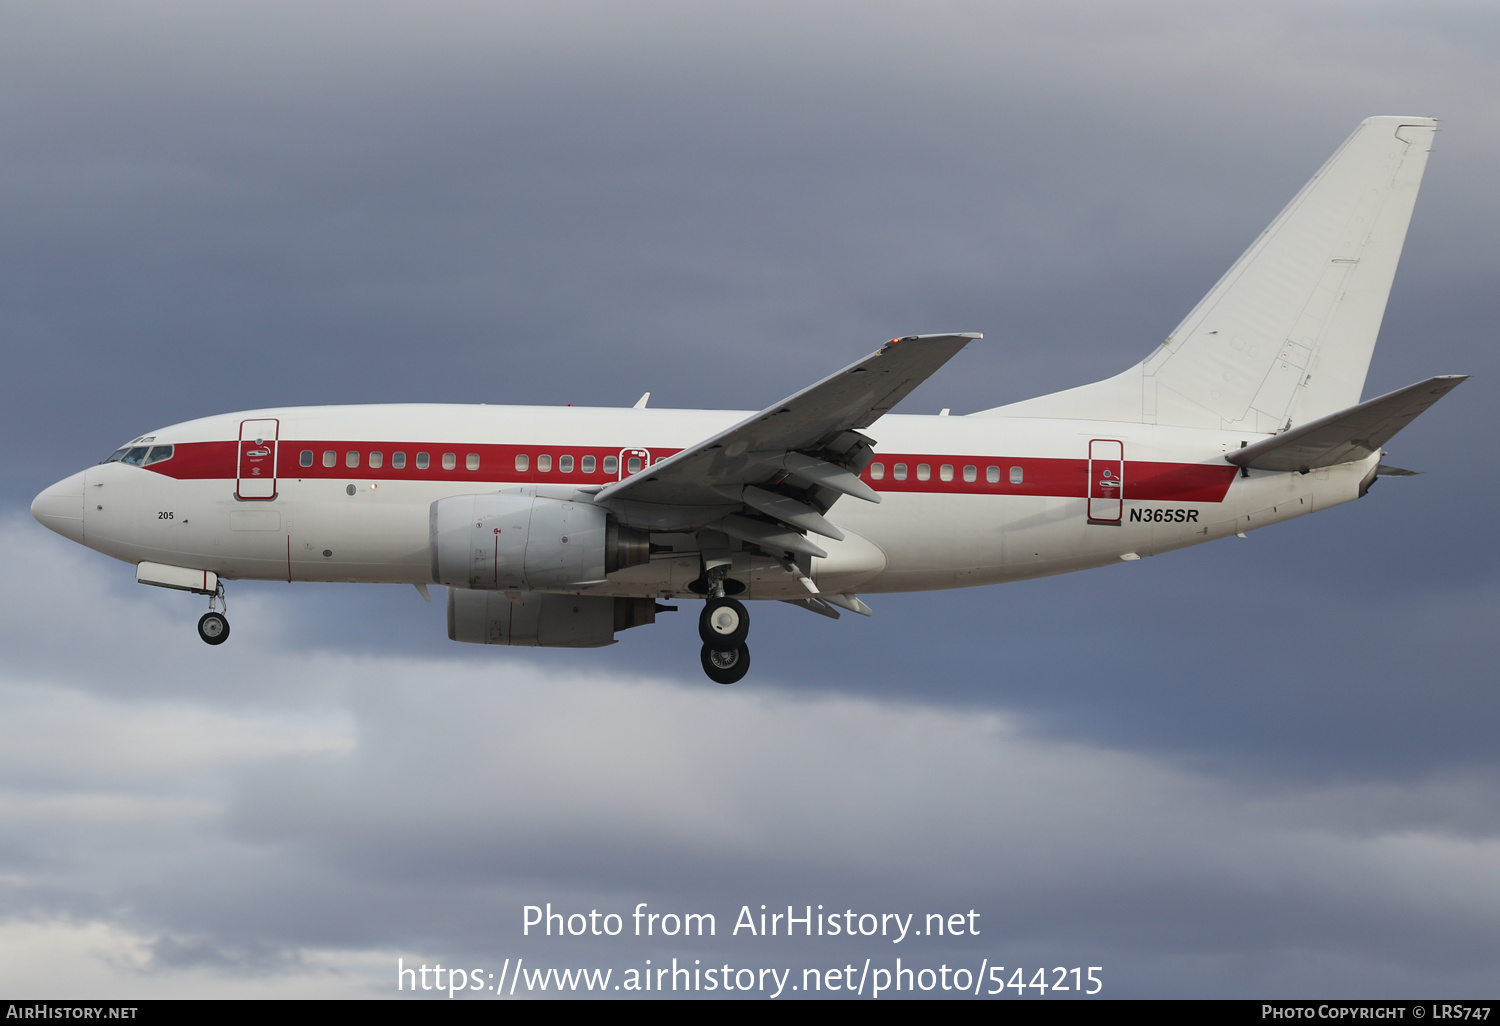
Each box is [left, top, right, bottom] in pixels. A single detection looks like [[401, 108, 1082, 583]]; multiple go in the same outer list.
[[3, 0, 1498, 999]]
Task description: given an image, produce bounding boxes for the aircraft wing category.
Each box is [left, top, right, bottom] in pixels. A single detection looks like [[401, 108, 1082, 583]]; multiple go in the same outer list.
[[593, 333, 980, 523], [1226, 375, 1466, 473]]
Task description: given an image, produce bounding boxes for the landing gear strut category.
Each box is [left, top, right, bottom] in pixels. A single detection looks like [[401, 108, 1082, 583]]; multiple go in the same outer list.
[[697, 564, 750, 683], [197, 582, 230, 645]]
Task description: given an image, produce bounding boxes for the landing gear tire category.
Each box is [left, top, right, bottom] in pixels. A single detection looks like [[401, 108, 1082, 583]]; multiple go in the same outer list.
[[699, 597, 749, 650], [701, 642, 750, 685], [197, 611, 230, 645]]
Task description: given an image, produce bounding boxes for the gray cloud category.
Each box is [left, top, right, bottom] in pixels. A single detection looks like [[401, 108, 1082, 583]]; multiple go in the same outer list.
[[3, 523, 1500, 997]]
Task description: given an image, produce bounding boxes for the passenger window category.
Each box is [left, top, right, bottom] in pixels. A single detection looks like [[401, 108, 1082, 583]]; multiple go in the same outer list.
[[582, 455, 596, 474], [515, 454, 529, 472], [122, 446, 150, 467], [604, 456, 618, 474], [369, 451, 383, 469], [1010, 466, 1024, 484], [416, 452, 430, 470], [300, 450, 314, 467], [916, 464, 931, 481], [392, 452, 406, 469], [466, 453, 479, 471], [442, 453, 456, 470], [893, 463, 908, 481], [939, 464, 953, 482], [560, 455, 574, 473], [143, 445, 174, 466], [626, 456, 642, 474], [323, 450, 336, 468], [537, 454, 552, 473], [963, 465, 976, 482], [346, 451, 360, 468], [986, 466, 1000, 484], [869, 462, 885, 481]]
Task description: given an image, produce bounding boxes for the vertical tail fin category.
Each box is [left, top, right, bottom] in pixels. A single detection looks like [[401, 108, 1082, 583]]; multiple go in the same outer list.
[[979, 117, 1437, 430]]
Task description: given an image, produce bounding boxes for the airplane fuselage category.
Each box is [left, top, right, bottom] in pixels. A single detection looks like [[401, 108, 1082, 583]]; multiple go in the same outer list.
[[52, 402, 1365, 600]]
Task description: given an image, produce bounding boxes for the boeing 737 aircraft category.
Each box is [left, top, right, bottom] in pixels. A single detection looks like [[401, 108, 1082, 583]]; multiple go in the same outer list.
[[32, 117, 1464, 683]]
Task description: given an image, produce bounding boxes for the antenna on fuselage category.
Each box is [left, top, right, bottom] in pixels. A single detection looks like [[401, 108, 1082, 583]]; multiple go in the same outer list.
[[633, 392, 651, 409]]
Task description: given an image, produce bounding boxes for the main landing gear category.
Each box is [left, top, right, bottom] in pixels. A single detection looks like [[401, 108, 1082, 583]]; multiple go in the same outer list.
[[197, 582, 230, 646], [700, 641, 750, 685], [697, 567, 750, 684], [699, 596, 749, 648]]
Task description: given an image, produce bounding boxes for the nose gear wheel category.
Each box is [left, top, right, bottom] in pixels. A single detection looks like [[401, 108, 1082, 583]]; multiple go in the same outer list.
[[196, 582, 230, 644], [197, 611, 230, 645]]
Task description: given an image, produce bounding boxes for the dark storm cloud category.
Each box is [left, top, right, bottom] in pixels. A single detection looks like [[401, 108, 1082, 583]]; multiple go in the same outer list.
[[2, 0, 1499, 998], [6, 2, 1496, 481]]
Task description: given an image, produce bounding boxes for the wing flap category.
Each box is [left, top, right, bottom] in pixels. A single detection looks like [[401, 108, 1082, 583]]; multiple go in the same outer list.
[[718, 514, 829, 559], [750, 450, 882, 503]]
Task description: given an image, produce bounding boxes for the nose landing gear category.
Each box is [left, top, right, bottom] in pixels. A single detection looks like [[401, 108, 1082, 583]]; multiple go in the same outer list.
[[196, 582, 230, 645], [197, 612, 230, 644]]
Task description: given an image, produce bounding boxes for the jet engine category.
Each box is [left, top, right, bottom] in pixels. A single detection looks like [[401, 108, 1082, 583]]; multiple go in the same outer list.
[[429, 491, 649, 591]]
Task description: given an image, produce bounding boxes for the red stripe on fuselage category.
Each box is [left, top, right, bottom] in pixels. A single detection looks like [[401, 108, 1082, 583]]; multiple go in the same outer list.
[[1126, 461, 1238, 503], [141, 441, 1236, 503]]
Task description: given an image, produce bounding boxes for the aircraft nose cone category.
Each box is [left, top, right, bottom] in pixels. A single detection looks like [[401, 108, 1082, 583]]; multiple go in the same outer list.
[[32, 470, 87, 544]]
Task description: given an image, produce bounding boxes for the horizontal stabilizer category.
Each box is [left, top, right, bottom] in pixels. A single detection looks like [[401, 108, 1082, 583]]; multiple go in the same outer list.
[[1227, 375, 1465, 472]]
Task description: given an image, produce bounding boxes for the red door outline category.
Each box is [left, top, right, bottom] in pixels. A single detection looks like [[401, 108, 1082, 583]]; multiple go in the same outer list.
[[1088, 438, 1123, 524], [619, 448, 650, 481], [237, 418, 279, 500]]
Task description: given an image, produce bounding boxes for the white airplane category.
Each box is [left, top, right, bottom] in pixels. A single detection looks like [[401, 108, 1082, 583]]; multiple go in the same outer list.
[[32, 116, 1465, 684]]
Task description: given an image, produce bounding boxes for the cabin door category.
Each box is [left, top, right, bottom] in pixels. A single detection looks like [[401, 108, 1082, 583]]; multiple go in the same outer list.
[[237, 418, 280, 500], [1087, 438, 1123, 524]]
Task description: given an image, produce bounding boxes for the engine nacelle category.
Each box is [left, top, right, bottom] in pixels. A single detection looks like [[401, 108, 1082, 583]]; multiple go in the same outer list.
[[447, 590, 659, 647], [429, 491, 649, 591]]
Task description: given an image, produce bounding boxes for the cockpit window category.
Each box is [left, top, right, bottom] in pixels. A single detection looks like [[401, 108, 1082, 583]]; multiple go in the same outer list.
[[104, 447, 130, 464], [121, 446, 150, 467], [143, 445, 174, 466]]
